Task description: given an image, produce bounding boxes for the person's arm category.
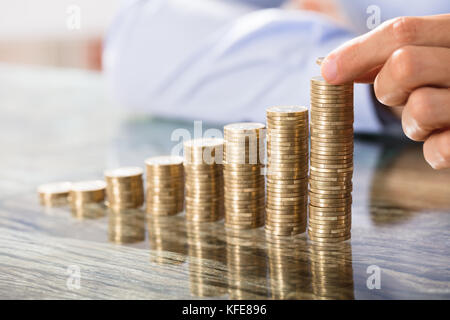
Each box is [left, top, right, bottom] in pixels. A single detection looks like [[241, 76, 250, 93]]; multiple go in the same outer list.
[[321, 14, 450, 169], [104, 3, 382, 133]]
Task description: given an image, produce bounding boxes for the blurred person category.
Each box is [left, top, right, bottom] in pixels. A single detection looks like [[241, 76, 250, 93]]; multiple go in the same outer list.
[[103, 0, 450, 168]]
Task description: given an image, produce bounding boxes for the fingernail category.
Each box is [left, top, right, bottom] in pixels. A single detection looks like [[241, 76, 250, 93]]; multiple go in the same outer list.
[[427, 152, 446, 170], [403, 117, 420, 140], [378, 92, 396, 106], [321, 57, 337, 82]]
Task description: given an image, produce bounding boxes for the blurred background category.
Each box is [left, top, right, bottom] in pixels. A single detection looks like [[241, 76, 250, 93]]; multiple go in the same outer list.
[[0, 0, 120, 70], [0, 0, 340, 71]]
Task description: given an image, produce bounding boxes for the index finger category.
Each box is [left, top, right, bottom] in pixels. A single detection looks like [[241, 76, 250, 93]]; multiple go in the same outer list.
[[321, 14, 450, 84]]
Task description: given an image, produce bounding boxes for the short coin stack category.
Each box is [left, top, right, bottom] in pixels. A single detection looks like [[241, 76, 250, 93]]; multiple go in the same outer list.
[[187, 222, 227, 297], [37, 181, 72, 206], [184, 138, 224, 222], [266, 106, 309, 236], [104, 167, 144, 211], [223, 123, 266, 229], [308, 57, 353, 243], [108, 209, 145, 244], [145, 156, 184, 216], [69, 180, 106, 218]]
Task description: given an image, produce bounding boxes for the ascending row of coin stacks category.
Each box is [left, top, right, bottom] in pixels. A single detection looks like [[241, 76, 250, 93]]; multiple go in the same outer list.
[[104, 167, 145, 210], [265, 106, 309, 236], [184, 138, 224, 222], [145, 156, 184, 216], [308, 58, 354, 243], [223, 123, 266, 230]]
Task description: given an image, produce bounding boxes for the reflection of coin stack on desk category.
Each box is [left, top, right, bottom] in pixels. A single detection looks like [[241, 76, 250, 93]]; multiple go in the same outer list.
[[309, 242, 354, 299], [266, 106, 309, 236], [309, 57, 353, 243], [266, 235, 312, 299], [225, 229, 268, 299], [223, 123, 266, 230], [147, 215, 187, 265], [104, 167, 144, 211], [187, 222, 227, 297], [37, 182, 72, 207], [108, 209, 145, 244], [69, 180, 107, 219], [145, 156, 184, 216], [184, 138, 224, 222]]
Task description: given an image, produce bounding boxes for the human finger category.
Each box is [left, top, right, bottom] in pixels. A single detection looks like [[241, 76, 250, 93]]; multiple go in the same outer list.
[[374, 45, 450, 106], [402, 87, 450, 141], [321, 14, 450, 84], [423, 129, 450, 169]]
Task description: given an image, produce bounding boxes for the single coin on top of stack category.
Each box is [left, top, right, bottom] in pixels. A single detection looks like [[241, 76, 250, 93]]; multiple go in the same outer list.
[[184, 138, 224, 222], [69, 180, 106, 218], [104, 167, 144, 211], [223, 122, 266, 230], [266, 106, 309, 236], [145, 156, 184, 216], [37, 181, 72, 206], [308, 57, 353, 243]]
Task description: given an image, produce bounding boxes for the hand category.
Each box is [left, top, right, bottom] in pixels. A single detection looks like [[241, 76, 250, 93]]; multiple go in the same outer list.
[[321, 14, 450, 169]]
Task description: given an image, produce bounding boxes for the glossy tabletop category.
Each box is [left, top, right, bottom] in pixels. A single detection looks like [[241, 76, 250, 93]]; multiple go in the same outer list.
[[0, 65, 449, 299]]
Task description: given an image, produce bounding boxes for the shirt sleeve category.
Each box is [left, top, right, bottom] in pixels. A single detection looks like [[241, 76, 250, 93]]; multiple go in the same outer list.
[[103, 2, 382, 133]]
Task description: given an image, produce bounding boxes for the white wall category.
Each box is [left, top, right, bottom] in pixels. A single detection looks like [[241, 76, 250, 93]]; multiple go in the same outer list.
[[0, 0, 121, 40]]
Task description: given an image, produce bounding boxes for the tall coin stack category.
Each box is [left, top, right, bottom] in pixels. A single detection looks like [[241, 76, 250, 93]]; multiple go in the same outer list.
[[266, 106, 309, 236], [145, 156, 184, 216], [184, 138, 224, 222], [104, 167, 144, 210], [308, 57, 353, 243], [223, 123, 266, 230]]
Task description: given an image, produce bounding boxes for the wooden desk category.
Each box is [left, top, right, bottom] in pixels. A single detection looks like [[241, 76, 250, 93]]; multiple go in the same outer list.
[[0, 65, 449, 299]]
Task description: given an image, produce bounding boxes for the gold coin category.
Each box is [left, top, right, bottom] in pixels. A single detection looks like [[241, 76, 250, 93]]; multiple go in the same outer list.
[[310, 84, 353, 92], [310, 136, 353, 143], [309, 214, 351, 221], [104, 166, 144, 179], [310, 76, 352, 86], [266, 105, 308, 116], [308, 220, 351, 228], [310, 96, 353, 103], [38, 181, 72, 206], [310, 158, 353, 166], [310, 108, 353, 115], [224, 122, 265, 133]]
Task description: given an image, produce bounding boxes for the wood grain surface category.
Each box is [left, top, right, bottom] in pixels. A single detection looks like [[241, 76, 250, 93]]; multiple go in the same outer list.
[[0, 65, 449, 299]]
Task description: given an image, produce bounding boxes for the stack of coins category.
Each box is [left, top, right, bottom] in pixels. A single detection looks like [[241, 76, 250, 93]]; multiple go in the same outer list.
[[37, 181, 72, 206], [308, 57, 353, 243], [309, 242, 355, 299], [147, 215, 187, 265], [187, 222, 227, 297], [145, 156, 184, 216], [266, 236, 311, 299], [266, 106, 309, 236], [184, 138, 224, 222], [104, 167, 144, 210], [225, 229, 268, 299], [223, 123, 266, 230], [69, 180, 106, 219], [108, 209, 145, 244]]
